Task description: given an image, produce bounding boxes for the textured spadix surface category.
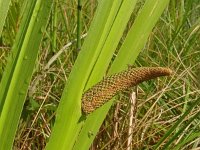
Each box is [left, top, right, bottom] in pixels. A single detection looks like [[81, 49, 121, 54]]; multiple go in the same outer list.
[[82, 67, 172, 114]]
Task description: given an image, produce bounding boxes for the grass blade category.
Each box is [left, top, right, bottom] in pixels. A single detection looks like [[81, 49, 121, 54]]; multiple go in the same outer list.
[[0, 0, 11, 35], [154, 98, 200, 149]]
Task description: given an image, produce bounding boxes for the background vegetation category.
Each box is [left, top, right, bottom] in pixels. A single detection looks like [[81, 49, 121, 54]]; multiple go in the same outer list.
[[0, 0, 199, 149]]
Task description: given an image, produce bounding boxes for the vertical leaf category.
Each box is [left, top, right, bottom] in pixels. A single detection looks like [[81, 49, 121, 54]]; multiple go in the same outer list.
[[0, 0, 11, 35], [0, 0, 53, 149]]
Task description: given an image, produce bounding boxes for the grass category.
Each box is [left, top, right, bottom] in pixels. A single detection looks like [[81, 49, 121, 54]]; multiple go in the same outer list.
[[0, 0, 200, 149]]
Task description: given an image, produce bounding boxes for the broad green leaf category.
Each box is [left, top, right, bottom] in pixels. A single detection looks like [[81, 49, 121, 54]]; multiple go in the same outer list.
[[0, 0, 53, 149]]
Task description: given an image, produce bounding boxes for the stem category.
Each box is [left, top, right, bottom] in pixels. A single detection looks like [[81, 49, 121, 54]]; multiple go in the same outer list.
[[77, 0, 82, 51]]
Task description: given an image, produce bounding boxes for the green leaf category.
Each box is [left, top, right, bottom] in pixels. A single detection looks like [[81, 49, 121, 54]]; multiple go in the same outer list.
[[0, 0, 11, 36], [0, 0, 53, 149]]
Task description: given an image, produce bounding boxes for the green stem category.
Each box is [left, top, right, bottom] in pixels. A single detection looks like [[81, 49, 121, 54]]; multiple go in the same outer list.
[[77, 0, 82, 51]]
